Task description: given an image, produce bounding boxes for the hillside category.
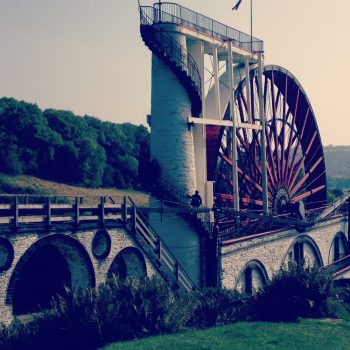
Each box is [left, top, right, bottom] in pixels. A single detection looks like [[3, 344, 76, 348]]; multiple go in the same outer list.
[[0, 173, 149, 206], [324, 145, 350, 178], [324, 145, 350, 190], [0, 97, 151, 190]]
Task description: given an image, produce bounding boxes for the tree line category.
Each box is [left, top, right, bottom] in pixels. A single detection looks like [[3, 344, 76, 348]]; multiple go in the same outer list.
[[0, 97, 151, 189]]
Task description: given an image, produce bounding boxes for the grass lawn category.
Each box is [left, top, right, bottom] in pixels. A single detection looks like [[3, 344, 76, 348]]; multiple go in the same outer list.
[[101, 319, 350, 350]]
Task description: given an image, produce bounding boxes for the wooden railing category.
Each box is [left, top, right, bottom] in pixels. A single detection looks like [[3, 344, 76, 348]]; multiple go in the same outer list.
[[128, 197, 196, 291], [0, 194, 196, 291], [0, 195, 130, 229]]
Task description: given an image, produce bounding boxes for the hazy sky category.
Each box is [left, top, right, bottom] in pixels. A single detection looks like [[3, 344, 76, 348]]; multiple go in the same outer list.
[[0, 0, 349, 145]]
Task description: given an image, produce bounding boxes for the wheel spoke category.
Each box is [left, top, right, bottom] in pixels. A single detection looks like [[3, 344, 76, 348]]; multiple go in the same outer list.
[[271, 71, 281, 180], [218, 154, 263, 193], [290, 156, 323, 196], [286, 107, 310, 184], [284, 88, 300, 179], [289, 131, 318, 191], [291, 185, 325, 203]]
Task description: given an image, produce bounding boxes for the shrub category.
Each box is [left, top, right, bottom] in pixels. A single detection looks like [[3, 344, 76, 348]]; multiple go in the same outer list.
[[251, 262, 336, 322], [0, 276, 193, 350], [188, 288, 245, 328]]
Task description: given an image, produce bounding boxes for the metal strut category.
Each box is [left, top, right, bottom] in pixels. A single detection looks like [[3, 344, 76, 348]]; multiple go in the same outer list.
[[258, 52, 269, 215], [228, 40, 240, 212]]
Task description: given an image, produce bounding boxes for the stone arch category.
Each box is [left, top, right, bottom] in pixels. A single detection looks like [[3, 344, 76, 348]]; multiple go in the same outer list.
[[235, 259, 268, 295], [6, 234, 95, 315], [328, 232, 348, 264], [284, 235, 323, 268], [107, 247, 147, 280]]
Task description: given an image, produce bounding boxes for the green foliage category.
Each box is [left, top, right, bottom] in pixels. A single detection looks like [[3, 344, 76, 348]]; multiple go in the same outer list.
[[1, 267, 346, 350], [0, 98, 150, 190], [187, 288, 244, 328], [251, 263, 336, 322], [327, 188, 344, 203], [0, 277, 192, 350]]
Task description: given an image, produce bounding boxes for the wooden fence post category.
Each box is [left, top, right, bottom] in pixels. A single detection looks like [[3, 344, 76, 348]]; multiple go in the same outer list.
[[14, 196, 19, 229], [100, 196, 105, 225], [122, 197, 128, 223], [47, 197, 51, 226], [75, 197, 80, 226]]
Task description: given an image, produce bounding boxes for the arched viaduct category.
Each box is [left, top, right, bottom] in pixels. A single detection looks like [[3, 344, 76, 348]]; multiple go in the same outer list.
[[0, 196, 349, 325], [0, 226, 156, 324]]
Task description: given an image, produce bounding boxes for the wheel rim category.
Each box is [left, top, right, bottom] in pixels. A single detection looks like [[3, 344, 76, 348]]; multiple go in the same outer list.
[[209, 65, 327, 213]]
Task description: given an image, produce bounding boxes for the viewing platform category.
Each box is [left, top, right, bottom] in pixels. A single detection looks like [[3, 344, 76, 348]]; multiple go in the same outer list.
[[140, 2, 264, 57]]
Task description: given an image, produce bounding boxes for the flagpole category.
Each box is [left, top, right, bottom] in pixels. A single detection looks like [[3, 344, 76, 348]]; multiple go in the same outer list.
[[250, 0, 253, 51]]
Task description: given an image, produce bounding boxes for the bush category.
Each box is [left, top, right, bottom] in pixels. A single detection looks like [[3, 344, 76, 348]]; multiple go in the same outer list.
[[251, 262, 336, 322], [0, 276, 193, 350], [188, 288, 245, 328]]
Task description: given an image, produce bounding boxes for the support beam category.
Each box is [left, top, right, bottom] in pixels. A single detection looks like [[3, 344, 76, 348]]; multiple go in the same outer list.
[[212, 45, 221, 120], [220, 208, 310, 227], [228, 41, 240, 212], [188, 40, 208, 205], [200, 41, 206, 119], [245, 57, 252, 123], [258, 52, 269, 215], [315, 192, 350, 222], [188, 117, 262, 130]]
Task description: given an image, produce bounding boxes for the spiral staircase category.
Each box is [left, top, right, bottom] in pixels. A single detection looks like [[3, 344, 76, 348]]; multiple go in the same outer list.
[[139, 5, 202, 117]]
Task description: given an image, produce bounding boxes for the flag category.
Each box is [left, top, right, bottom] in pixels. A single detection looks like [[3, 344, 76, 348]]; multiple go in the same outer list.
[[232, 0, 243, 10]]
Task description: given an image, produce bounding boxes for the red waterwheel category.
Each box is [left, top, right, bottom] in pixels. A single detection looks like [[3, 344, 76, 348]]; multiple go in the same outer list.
[[207, 65, 327, 213]]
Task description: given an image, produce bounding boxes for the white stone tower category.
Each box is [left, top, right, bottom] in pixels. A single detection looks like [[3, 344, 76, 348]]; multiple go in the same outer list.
[[150, 23, 197, 198], [140, 2, 266, 209]]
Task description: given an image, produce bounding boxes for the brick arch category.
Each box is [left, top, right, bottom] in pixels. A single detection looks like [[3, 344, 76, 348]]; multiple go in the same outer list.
[[107, 246, 147, 280], [6, 234, 95, 314], [284, 235, 323, 268], [235, 259, 268, 294], [328, 231, 348, 264]]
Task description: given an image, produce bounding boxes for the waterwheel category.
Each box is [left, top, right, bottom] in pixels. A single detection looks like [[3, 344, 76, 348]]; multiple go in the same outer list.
[[207, 65, 327, 214]]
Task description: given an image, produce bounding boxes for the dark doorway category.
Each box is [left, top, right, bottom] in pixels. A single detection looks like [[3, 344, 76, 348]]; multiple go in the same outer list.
[[12, 245, 71, 315]]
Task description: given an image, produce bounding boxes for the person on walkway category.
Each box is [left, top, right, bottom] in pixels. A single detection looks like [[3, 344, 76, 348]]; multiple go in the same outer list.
[[190, 190, 202, 207]]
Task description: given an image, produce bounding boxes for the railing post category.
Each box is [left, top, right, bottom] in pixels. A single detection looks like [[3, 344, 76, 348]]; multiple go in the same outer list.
[[132, 204, 137, 231], [100, 196, 105, 225], [122, 196, 128, 223], [13, 196, 19, 229], [156, 236, 162, 262], [47, 197, 51, 226], [75, 197, 80, 226]]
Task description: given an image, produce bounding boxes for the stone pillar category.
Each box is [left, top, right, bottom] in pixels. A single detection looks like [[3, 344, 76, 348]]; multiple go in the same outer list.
[[150, 24, 196, 198]]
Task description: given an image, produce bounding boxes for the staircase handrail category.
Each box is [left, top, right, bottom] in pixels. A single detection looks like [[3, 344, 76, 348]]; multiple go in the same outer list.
[[139, 4, 202, 100], [127, 196, 196, 291]]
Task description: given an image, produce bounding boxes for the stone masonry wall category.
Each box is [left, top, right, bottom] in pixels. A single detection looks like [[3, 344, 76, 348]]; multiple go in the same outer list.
[[221, 217, 348, 290], [0, 226, 157, 326]]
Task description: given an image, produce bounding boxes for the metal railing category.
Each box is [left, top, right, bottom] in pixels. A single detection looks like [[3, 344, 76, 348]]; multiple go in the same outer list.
[[140, 5, 202, 102], [141, 2, 264, 53], [128, 197, 196, 291]]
